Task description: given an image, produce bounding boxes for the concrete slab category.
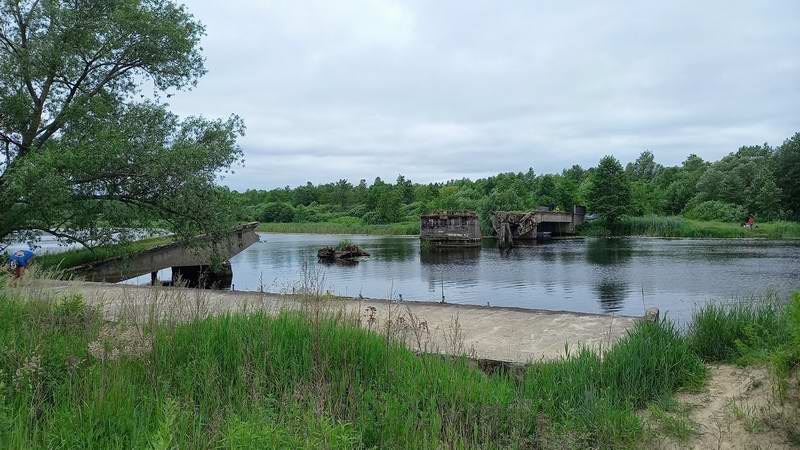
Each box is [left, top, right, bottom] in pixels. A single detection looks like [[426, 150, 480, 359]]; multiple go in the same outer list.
[[33, 281, 640, 364]]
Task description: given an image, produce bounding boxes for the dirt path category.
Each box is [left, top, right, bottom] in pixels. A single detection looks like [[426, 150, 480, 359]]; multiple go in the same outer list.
[[655, 365, 799, 450]]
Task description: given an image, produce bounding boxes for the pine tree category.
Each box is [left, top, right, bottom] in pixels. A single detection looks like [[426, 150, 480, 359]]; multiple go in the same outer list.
[[588, 156, 632, 224]]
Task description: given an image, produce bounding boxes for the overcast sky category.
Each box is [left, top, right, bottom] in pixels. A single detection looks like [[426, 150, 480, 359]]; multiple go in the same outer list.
[[165, 0, 799, 190]]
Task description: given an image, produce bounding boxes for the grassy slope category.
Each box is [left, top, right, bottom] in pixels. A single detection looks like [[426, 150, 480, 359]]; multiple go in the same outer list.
[[35, 236, 174, 270], [580, 216, 800, 239], [257, 221, 420, 236], [0, 291, 707, 449]]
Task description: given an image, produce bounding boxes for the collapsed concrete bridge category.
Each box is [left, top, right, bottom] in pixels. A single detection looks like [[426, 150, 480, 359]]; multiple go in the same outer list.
[[491, 207, 586, 248], [68, 222, 260, 287]]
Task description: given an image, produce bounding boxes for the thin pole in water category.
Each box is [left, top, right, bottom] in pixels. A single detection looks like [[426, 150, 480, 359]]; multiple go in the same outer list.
[[441, 271, 446, 303]]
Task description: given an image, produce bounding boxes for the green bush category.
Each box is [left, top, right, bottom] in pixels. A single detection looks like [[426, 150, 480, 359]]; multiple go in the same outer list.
[[683, 200, 747, 223], [257, 202, 295, 223], [361, 211, 382, 225]]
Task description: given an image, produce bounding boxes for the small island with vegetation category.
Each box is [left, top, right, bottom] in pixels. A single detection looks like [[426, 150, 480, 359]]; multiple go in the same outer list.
[[317, 239, 370, 262]]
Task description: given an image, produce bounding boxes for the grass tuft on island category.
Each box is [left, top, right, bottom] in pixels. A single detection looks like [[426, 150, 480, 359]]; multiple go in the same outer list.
[[580, 215, 800, 239]]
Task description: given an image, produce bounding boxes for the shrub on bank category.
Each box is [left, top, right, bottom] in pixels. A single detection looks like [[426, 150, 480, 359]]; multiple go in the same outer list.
[[684, 200, 747, 223]]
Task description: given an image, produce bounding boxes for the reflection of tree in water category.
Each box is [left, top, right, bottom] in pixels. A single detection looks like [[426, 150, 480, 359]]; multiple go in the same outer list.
[[594, 276, 629, 312], [420, 247, 481, 265], [420, 247, 481, 293], [586, 238, 633, 265], [375, 237, 416, 262]]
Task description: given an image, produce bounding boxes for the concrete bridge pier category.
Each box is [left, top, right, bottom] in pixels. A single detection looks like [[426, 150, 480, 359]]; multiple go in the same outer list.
[[171, 261, 233, 289]]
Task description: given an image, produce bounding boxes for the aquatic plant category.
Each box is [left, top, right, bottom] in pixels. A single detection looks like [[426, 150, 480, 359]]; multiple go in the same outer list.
[[335, 239, 353, 251]]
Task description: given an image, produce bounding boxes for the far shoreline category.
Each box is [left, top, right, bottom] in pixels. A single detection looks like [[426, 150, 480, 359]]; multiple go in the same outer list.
[[257, 216, 800, 240]]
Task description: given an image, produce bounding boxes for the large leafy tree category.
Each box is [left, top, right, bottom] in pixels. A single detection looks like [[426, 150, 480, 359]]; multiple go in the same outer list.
[[775, 133, 800, 218], [626, 150, 662, 181], [588, 155, 631, 224], [0, 0, 244, 247]]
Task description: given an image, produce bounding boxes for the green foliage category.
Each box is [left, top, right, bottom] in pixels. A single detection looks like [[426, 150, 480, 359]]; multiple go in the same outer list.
[[257, 202, 295, 223], [588, 156, 632, 224], [335, 239, 353, 250], [580, 215, 800, 239], [257, 221, 420, 236], [684, 200, 747, 223], [233, 131, 800, 238], [691, 145, 783, 219], [626, 150, 662, 181], [0, 0, 244, 248], [774, 133, 800, 218]]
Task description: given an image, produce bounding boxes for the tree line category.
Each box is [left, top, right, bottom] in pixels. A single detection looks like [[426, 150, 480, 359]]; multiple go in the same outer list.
[[236, 132, 800, 232]]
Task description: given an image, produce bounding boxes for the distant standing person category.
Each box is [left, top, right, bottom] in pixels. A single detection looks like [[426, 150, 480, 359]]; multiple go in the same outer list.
[[6, 249, 34, 280]]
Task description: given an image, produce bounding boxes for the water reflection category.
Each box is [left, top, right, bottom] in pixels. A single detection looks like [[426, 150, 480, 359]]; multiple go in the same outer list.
[[586, 238, 633, 265], [209, 234, 800, 323], [420, 247, 481, 265], [593, 277, 629, 312]]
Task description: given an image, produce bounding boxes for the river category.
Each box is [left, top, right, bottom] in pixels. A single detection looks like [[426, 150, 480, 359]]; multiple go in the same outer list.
[[178, 233, 799, 323]]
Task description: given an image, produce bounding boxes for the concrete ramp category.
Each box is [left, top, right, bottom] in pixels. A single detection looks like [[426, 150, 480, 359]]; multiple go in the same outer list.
[[68, 223, 259, 283], [41, 282, 640, 364]]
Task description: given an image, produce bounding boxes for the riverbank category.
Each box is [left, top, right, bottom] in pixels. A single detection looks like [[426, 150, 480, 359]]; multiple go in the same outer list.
[[579, 216, 800, 239], [1, 280, 797, 448], [257, 221, 419, 235], [256, 216, 800, 240]]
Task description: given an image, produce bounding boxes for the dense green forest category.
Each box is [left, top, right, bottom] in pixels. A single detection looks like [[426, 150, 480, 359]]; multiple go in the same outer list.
[[235, 132, 800, 234]]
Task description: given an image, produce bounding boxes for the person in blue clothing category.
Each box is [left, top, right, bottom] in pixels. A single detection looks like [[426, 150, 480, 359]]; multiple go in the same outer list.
[[6, 249, 34, 280]]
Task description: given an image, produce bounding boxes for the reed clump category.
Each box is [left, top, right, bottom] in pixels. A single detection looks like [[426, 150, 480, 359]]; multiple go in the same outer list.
[[580, 215, 800, 239], [688, 293, 800, 373]]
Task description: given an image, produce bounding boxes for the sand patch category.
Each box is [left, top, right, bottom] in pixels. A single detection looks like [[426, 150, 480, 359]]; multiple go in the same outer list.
[[651, 364, 799, 450]]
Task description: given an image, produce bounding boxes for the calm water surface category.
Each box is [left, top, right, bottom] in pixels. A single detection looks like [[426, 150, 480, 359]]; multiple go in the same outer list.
[[217, 233, 800, 323]]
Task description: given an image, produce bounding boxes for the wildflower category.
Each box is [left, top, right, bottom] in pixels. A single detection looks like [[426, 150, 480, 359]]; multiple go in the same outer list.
[[88, 325, 152, 362], [13, 354, 42, 392]]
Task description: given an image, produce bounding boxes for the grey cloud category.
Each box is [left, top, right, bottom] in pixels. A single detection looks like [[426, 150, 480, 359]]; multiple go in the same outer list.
[[171, 0, 799, 190]]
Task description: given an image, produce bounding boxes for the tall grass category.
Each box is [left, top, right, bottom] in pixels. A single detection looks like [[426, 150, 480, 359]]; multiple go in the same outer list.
[[257, 221, 420, 236], [687, 293, 800, 373], [0, 285, 707, 449], [580, 215, 800, 239]]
